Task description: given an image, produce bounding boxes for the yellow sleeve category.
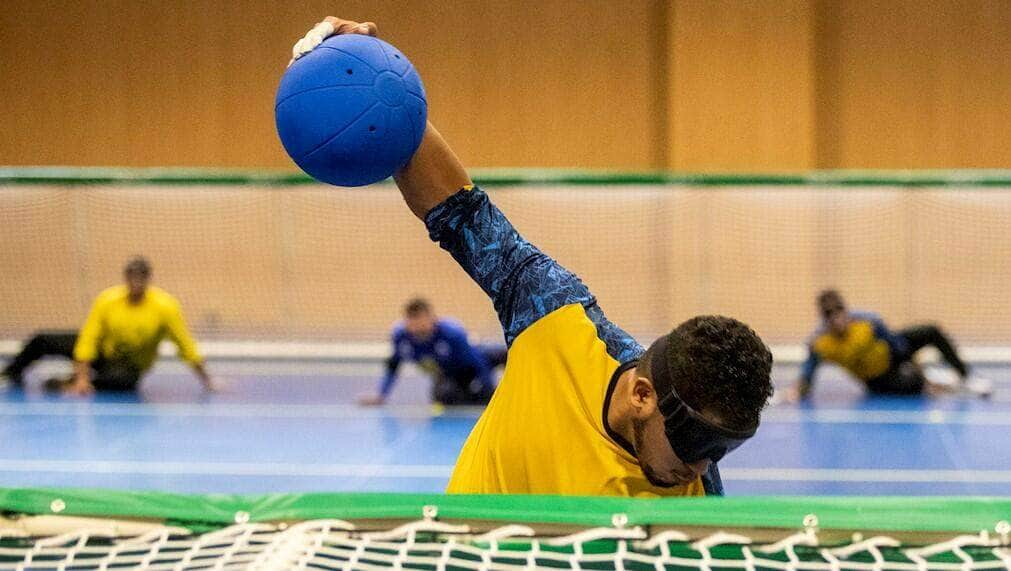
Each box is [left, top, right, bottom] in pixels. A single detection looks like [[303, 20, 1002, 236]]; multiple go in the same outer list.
[[73, 295, 107, 362], [164, 301, 203, 365]]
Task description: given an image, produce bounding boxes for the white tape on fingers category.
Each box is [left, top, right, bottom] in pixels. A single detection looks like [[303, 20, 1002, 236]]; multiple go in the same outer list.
[[312, 21, 335, 39], [292, 37, 309, 60], [291, 21, 337, 62], [305, 31, 325, 50]]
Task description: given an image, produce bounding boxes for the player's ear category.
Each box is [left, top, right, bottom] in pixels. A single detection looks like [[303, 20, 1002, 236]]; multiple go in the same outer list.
[[630, 377, 659, 419]]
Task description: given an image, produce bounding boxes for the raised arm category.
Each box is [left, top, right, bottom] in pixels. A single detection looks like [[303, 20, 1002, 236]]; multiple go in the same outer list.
[[395, 124, 473, 219], [291, 18, 633, 354]]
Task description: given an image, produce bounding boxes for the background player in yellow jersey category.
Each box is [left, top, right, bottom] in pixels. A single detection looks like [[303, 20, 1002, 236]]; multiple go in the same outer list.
[[291, 18, 773, 497], [1, 257, 212, 396], [788, 289, 991, 401]]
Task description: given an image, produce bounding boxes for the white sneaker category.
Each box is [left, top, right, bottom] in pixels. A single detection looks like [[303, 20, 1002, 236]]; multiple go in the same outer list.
[[964, 376, 993, 399], [923, 367, 959, 387]]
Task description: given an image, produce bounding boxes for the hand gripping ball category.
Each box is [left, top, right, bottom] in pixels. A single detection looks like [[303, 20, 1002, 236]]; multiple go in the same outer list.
[[275, 34, 427, 187]]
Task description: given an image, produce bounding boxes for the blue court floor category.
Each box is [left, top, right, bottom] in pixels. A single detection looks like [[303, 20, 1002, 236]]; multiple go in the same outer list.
[[1, 359, 1009, 496]]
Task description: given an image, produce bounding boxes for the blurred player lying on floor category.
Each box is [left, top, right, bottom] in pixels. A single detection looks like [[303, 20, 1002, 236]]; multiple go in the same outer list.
[[2, 256, 213, 395], [359, 298, 506, 406], [789, 289, 990, 401]]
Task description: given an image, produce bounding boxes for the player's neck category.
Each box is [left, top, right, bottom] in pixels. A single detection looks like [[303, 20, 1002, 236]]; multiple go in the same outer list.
[[605, 368, 638, 448]]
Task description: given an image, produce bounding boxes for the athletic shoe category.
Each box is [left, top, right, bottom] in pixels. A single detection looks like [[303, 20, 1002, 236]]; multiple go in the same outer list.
[[964, 376, 994, 399], [923, 367, 959, 387]]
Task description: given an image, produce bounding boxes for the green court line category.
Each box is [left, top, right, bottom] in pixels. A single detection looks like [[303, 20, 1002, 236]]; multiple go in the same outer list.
[[1, 166, 1010, 187], [1, 488, 1008, 533]]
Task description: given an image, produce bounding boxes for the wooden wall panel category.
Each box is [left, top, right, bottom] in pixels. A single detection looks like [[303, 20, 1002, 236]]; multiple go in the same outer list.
[[1, 0, 1009, 170], [666, 0, 816, 171], [814, 0, 1011, 168], [0, 0, 665, 170]]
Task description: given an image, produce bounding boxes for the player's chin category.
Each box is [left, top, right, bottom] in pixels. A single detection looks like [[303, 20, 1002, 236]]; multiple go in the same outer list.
[[642, 465, 689, 488]]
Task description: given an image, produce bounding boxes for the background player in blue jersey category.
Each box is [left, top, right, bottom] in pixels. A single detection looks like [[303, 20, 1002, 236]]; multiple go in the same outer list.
[[789, 289, 991, 401], [359, 298, 506, 406]]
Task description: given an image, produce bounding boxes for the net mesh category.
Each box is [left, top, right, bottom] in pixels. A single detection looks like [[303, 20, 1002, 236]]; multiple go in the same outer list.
[[2, 182, 1011, 346], [1, 515, 1009, 571]]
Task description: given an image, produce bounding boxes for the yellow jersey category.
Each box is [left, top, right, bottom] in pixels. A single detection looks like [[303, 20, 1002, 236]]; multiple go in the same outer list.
[[800, 310, 906, 386], [73, 285, 202, 372], [447, 304, 704, 497], [426, 187, 714, 497]]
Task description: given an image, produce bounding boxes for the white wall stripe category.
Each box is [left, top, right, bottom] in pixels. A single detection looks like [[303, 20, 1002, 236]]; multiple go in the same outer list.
[[4, 340, 1011, 364]]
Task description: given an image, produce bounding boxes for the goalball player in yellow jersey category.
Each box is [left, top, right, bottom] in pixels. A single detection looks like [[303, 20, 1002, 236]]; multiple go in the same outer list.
[[787, 289, 991, 401], [2, 257, 212, 396], [292, 18, 774, 497]]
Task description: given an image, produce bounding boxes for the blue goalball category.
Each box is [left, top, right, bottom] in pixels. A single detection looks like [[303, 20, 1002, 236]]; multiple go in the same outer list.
[[275, 34, 428, 187]]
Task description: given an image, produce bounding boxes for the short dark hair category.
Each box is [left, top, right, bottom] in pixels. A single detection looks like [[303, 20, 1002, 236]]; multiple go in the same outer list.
[[660, 315, 773, 431], [403, 297, 432, 316], [817, 289, 844, 311], [124, 256, 152, 277]]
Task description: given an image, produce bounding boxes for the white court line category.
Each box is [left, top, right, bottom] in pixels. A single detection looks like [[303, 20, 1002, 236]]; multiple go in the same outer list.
[[1, 460, 1010, 484], [0, 402, 481, 419], [6, 339, 1011, 366], [0, 459, 451, 478], [760, 408, 1011, 425], [719, 468, 1011, 484], [2, 402, 1010, 425]]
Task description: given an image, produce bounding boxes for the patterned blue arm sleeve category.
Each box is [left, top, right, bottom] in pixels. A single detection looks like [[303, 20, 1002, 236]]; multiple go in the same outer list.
[[426, 187, 595, 346]]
